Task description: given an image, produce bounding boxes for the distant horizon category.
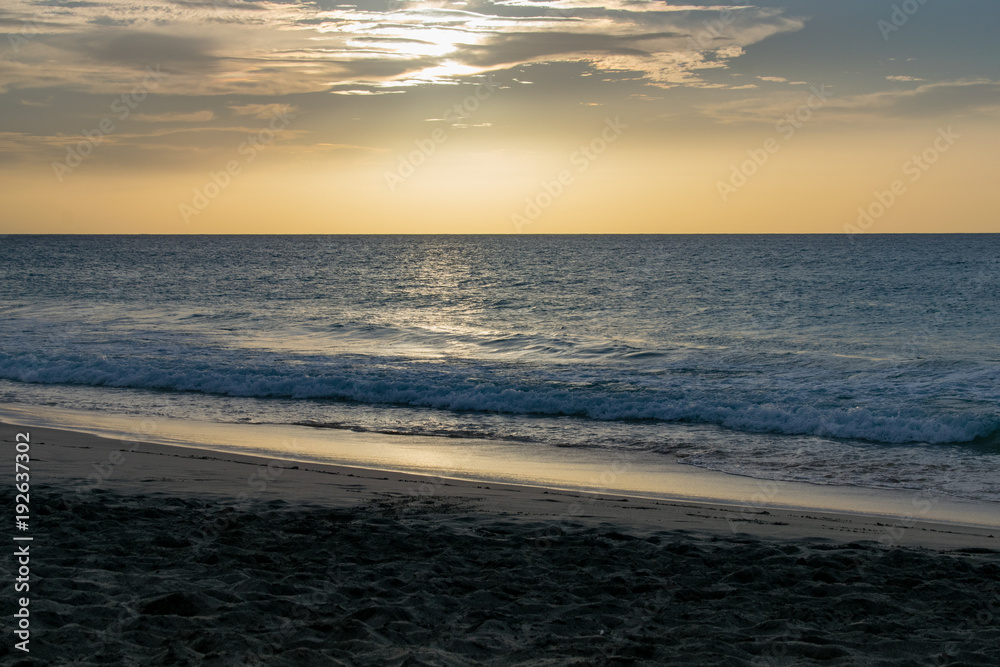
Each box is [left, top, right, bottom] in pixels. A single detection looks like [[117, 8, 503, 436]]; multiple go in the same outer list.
[[4, 232, 1000, 237]]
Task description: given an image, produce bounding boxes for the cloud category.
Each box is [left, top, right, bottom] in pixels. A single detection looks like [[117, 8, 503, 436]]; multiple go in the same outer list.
[[312, 143, 387, 152], [167, 0, 271, 10], [0, 0, 806, 95], [52, 31, 218, 70], [18, 97, 55, 107], [700, 79, 1000, 125], [868, 80, 1000, 117], [35, 1, 103, 6], [228, 103, 297, 118], [453, 31, 686, 69], [88, 16, 141, 27], [330, 88, 406, 95], [133, 110, 216, 122]]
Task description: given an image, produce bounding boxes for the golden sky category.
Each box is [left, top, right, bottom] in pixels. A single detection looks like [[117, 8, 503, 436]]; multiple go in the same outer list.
[[1, 0, 998, 233]]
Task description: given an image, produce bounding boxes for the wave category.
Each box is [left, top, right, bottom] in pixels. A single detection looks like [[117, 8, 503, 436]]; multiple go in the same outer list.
[[1, 350, 996, 446]]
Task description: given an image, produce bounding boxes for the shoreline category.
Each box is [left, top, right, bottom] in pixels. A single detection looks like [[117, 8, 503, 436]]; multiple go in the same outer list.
[[4, 401, 999, 529], [5, 419, 998, 549]]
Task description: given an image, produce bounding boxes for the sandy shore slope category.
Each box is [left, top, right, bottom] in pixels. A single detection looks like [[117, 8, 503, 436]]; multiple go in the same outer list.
[[3, 422, 999, 665]]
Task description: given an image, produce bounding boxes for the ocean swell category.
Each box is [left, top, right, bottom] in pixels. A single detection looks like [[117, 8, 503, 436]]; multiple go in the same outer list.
[[1, 350, 995, 445]]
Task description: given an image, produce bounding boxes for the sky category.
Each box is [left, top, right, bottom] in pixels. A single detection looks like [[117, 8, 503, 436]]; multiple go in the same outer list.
[[0, 0, 998, 233]]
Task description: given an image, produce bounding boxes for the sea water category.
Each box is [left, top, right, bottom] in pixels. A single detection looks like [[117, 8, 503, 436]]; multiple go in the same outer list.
[[1, 235, 997, 503]]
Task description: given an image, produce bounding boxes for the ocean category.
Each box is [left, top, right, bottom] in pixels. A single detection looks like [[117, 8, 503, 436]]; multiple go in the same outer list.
[[1, 234, 998, 503]]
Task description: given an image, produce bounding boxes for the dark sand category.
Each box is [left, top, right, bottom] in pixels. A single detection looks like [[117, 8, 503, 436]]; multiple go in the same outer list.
[[3, 422, 999, 665]]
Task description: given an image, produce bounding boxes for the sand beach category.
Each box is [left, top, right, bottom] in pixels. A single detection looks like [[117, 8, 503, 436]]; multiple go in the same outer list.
[[4, 420, 999, 665]]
